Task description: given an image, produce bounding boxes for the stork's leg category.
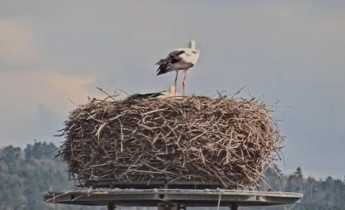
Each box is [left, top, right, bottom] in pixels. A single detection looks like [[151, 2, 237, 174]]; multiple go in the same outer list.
[[174, 71, 179, 96], [182, 71, 188, 96]]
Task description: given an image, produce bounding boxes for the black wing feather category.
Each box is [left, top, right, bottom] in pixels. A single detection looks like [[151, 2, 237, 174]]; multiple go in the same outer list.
[[156, 50, 185, 75], [126, 91, 164, 101]]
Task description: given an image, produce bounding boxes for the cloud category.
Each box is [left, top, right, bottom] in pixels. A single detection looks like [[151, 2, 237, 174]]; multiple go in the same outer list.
[[1, 70, 96, 109], [0, 70, 99, 146], [0, 20, 37, 66]]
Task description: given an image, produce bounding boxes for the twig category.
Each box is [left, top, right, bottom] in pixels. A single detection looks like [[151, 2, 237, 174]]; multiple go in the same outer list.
[[96, 87, 117, 101]]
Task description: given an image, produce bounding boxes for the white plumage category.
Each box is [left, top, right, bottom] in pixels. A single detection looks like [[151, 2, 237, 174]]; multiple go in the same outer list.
[[156, 40, 200, 96]]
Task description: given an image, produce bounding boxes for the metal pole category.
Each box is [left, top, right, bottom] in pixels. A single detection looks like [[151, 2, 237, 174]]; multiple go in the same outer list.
[[178, 203, 186, 210], [158, 202, 178, 210], [230, 203, 239, 210], [107, 202, 115, 210]]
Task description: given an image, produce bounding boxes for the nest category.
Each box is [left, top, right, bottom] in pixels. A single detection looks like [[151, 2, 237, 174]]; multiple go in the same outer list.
[[58, 96, 282, 188]]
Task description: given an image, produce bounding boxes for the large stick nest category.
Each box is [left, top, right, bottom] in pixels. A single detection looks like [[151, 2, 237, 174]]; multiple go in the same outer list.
[[58, 96, 282, 188]]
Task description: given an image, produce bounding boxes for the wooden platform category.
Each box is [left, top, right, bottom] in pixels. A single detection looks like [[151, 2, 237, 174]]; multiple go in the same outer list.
[[44, 188, 302, 210]]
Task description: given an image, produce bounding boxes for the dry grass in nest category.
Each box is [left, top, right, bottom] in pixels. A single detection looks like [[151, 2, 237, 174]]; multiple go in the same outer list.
[[57, 95, 282, 189]]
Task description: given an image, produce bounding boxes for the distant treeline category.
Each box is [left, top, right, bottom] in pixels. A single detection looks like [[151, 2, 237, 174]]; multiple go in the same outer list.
[[0, 142, 344, 210]]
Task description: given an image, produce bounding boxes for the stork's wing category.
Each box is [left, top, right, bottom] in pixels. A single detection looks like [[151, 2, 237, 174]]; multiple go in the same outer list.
[[156, 50, 185, 65], [156, 50, 186, 75]]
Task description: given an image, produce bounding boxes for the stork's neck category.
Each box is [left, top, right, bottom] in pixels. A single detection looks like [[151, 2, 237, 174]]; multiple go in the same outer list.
[[189, 40, 196, 50]]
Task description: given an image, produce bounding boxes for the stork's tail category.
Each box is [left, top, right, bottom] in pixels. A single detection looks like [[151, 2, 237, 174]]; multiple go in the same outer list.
[[157, 66, 170, 75], [156, 59, 171, 75]]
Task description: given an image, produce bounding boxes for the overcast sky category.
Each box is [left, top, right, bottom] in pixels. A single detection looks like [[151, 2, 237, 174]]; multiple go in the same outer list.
[[0, 0, 344, 179]]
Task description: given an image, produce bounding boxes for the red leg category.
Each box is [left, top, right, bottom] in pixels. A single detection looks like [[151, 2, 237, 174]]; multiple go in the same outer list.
[[174, 71, 179, 96], [182, 71, 188, 96]]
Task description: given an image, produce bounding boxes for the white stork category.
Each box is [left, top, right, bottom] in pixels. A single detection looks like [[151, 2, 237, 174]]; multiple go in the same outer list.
[[156, 40, 200, 96]]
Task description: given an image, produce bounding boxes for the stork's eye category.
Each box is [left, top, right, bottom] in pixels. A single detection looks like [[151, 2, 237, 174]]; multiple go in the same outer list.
[[192, 51, 197, 54]]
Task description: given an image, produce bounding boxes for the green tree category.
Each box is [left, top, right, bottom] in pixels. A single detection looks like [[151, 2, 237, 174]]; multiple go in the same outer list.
[[0, 142, 99, 210], [295, 166, 303, 179]]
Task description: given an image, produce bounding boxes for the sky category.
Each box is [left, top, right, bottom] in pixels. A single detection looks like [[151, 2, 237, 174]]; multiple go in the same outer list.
[[0, 0, 344, 179]]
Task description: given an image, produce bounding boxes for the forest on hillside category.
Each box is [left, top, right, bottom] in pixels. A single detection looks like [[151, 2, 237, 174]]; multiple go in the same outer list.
[[0, 142, 344, 210]]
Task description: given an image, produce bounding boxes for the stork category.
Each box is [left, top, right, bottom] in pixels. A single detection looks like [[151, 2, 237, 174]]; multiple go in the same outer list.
[[126, 87, 178, 101], [156, 40, 200, 96]]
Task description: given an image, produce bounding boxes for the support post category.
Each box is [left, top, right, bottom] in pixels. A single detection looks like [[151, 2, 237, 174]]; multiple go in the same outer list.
[[158, 202, 178, 210], [178, 203, 186, 210], [107, 202, 115, 210], [230, 203, 239, 210]]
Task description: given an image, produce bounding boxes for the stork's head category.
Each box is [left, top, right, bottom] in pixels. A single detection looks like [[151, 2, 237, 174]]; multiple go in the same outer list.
[[167, 86, 176, 96]]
